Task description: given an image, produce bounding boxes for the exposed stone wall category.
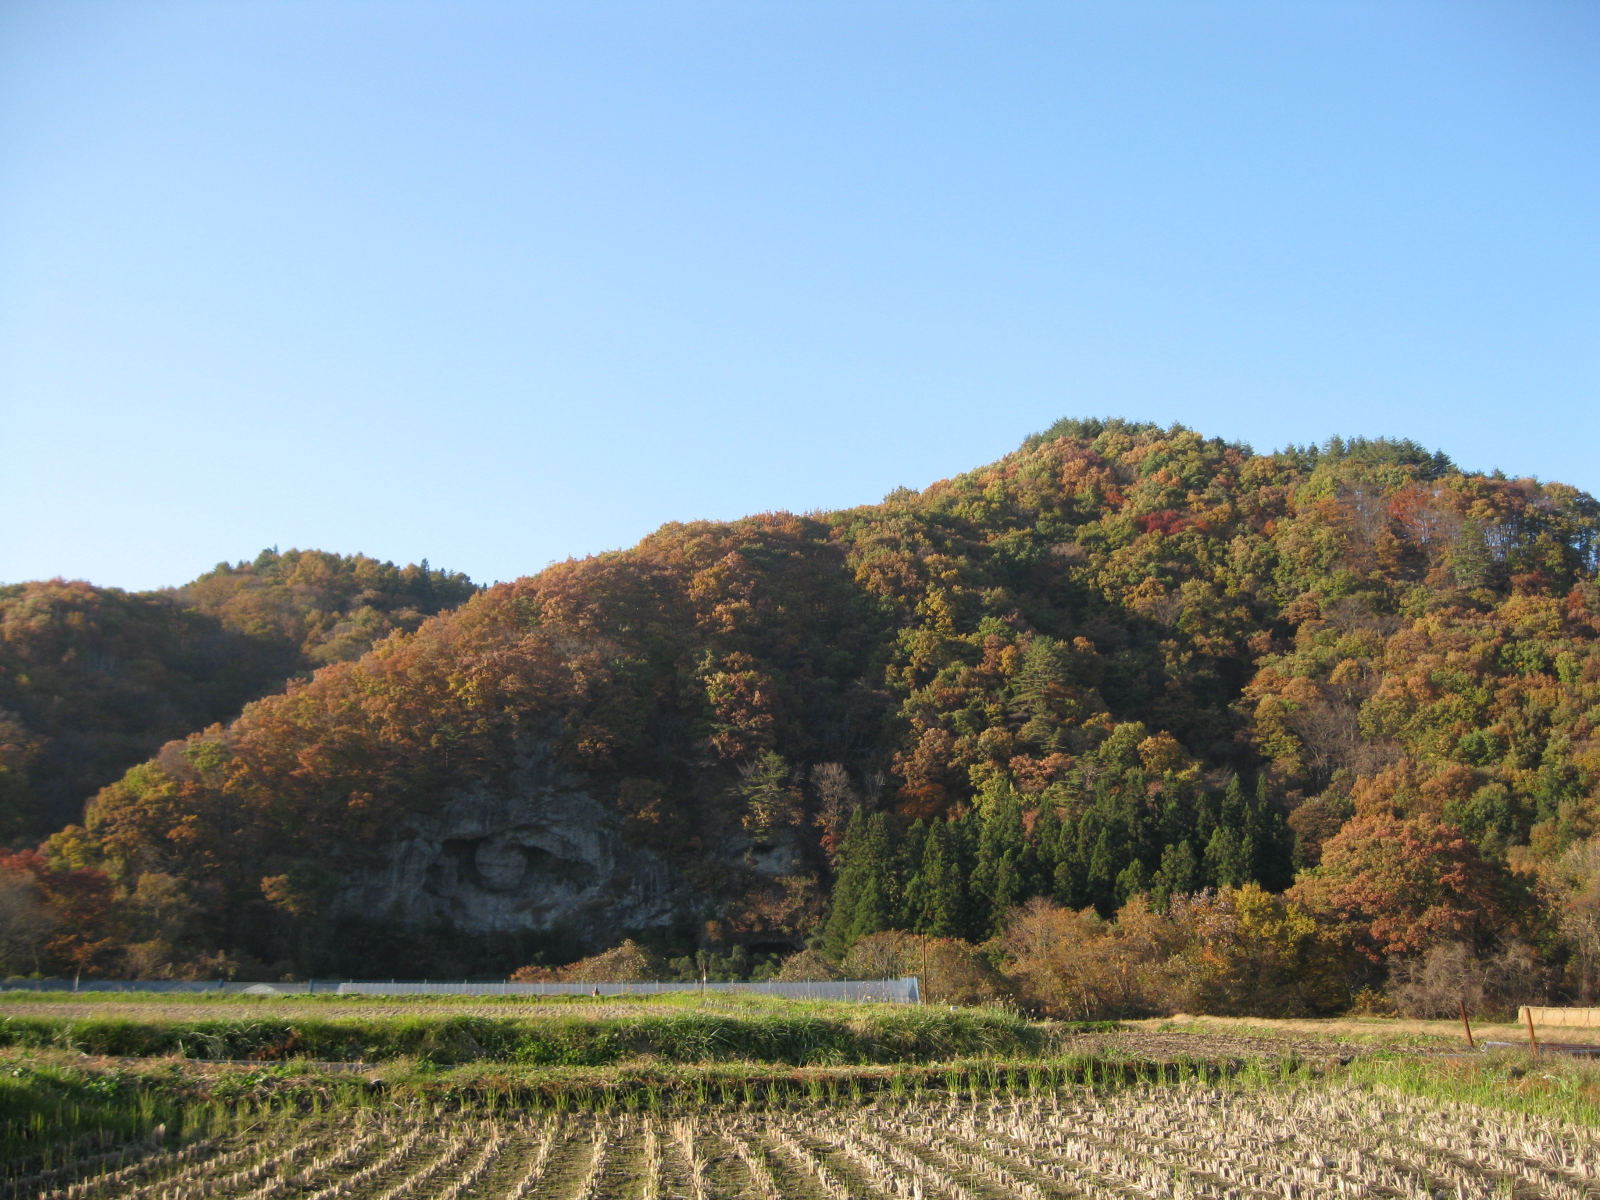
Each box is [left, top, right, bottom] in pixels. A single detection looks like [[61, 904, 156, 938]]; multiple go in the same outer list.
[[330, 741, 685, 943]]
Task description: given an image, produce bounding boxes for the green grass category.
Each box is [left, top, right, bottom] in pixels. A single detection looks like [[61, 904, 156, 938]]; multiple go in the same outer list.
[[0, 1006, 1046, 1065], [0, 989, 929, 1016], [1345, 1048, 1600, 1127]]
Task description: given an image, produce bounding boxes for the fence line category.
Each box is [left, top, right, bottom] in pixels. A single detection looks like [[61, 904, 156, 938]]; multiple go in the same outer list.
[[336, 978, 920, 1002], [1518, 1005, 1600, 1028], [0, 976, 921, 1003]]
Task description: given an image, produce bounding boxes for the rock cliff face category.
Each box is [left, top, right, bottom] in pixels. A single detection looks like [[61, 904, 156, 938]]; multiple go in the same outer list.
[[331, 742, 685, 943]]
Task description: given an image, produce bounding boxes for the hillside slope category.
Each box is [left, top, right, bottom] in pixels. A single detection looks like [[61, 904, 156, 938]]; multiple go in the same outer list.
[[0, 551, 477, 838], [27, 420, 1600, 980]]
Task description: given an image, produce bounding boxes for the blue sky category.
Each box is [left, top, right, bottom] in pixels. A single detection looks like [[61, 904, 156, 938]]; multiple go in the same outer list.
[[3, 1, 1597, 591]]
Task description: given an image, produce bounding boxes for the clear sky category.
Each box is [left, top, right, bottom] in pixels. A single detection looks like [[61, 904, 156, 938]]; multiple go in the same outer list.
[[3, 1, 1597, 592]]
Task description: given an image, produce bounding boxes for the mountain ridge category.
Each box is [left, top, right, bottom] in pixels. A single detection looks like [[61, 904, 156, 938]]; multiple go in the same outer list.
[[4, 418, 1598, 993]]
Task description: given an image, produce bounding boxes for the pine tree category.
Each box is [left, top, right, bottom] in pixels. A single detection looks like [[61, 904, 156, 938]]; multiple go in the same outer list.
[[1088, 824, 1118, 913], [1220, 775, 1246, 829], [897, 819, 929, 927], [821, 810, 869, 955], [737, 750, 801, 841], [1114, 858, 1149, 905], [1052, 806, 1085, 906], [1247, 775, 1296, 891], [1203, 824, 1249, 887], [1152, 837, 1199, 904], [1032, 802, 1062, 886], [905, 817, 970, 938], [970, 783, 1030, 935], [850, 812, 900, 941], [821, 811, 900, 954]]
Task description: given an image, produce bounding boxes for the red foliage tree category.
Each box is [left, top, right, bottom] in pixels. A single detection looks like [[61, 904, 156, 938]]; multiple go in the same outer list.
[[1288, 815, 1507, 960]]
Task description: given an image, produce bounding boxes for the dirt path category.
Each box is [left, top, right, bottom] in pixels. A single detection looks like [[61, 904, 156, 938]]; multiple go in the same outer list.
[[1115, 1014, 1600, 1055]]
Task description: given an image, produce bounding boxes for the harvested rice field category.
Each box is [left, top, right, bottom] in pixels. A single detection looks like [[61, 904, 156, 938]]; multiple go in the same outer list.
[[14, 1082, 1600, 1200]]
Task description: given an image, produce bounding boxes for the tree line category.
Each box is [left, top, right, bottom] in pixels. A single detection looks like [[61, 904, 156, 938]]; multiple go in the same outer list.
[[2, 418, 1598, 1015]]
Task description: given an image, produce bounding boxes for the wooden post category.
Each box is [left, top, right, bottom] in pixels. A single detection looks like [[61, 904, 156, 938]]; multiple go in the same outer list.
[[1524, 1005, 1539, 1055], [1459, 998, 1474, 1049]]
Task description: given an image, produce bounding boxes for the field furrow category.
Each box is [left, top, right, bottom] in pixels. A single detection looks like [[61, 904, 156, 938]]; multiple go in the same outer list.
[[46, 1081, 1600, 1200]]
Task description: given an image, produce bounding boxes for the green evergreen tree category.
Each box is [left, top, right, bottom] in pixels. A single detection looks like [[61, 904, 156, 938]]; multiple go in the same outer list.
[[1248, 775, 1296, 891], [1087, 824, 1118, 914], [1114, 858, 1149, 905], [970, 783, 1030, 934], [1152, 838, 1199, 906], [737, 750, 801, 841], [1051, 804, 1085, 906], [1203, 824, 1249, 888], [821, 811, 900, 954], [1220, 775, 1246, 828], [906, 817, 970, 938], [1032, 801, 1062, 886], [1192, 789, 1218, 850], [897, 819, 929, 927], [852, 812, 900, 941], [821, 810, 868, 955]]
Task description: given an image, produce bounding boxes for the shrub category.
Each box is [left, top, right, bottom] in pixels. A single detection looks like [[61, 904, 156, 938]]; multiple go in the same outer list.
[[1386, 940, 1552, 1019], [996, 898, 1172, 1019], [774, 949, 839, 981], [511, 938, 666, 983], [995, 887, 1354, 1019], [839, 931, 1006, 1006]]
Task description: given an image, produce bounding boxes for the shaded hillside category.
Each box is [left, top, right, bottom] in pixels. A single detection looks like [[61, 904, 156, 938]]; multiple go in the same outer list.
[[0, 551, 477, 838], [25, 420, 1600, 982]]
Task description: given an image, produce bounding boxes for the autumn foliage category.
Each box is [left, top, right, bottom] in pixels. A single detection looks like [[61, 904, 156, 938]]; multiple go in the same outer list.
[[5, 420, 1599, 1002]]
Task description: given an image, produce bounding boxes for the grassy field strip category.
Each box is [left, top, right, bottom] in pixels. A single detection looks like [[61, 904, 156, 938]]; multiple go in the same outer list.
[[640, 1119, 664, 1200], [1113, 1087, 1594, 1200], [877, 1111, 1132, 1200], [988, 1100, 1307, 1200], [570, 1127, 610, 1200], [810, 1116, 975, 1200], [936, 1090, 1600, 1200], [1007, 1093, 1392, 1200], [1382, 1091, 1600, 1180], [984, 1093, 1448, 1200], [430, 1124, 506, 1200], [783, 1125, 890, 1200], [863, 1116, 1052, 1200]]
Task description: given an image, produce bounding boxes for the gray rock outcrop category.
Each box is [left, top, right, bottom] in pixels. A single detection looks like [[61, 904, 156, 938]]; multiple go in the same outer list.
[[330, 741, 685, 943]]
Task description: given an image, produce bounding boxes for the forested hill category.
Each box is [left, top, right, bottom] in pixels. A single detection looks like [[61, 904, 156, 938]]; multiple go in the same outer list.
[[15, 419, 1600, 985], [0, 550, 478, 837]]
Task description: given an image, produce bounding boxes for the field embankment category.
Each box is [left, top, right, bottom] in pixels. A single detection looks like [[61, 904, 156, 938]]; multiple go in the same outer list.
[[0, 999, 1044, 1066]]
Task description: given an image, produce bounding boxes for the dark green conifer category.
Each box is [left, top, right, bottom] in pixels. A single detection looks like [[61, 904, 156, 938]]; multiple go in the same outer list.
[[821, 810, 900, 954], [1114, 858, 1149, 905], [1152, 837, 1199, 904], [1203, 823, 1249, 887], [905, 817, 970, 938], [971, 782, 1032, 934]]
